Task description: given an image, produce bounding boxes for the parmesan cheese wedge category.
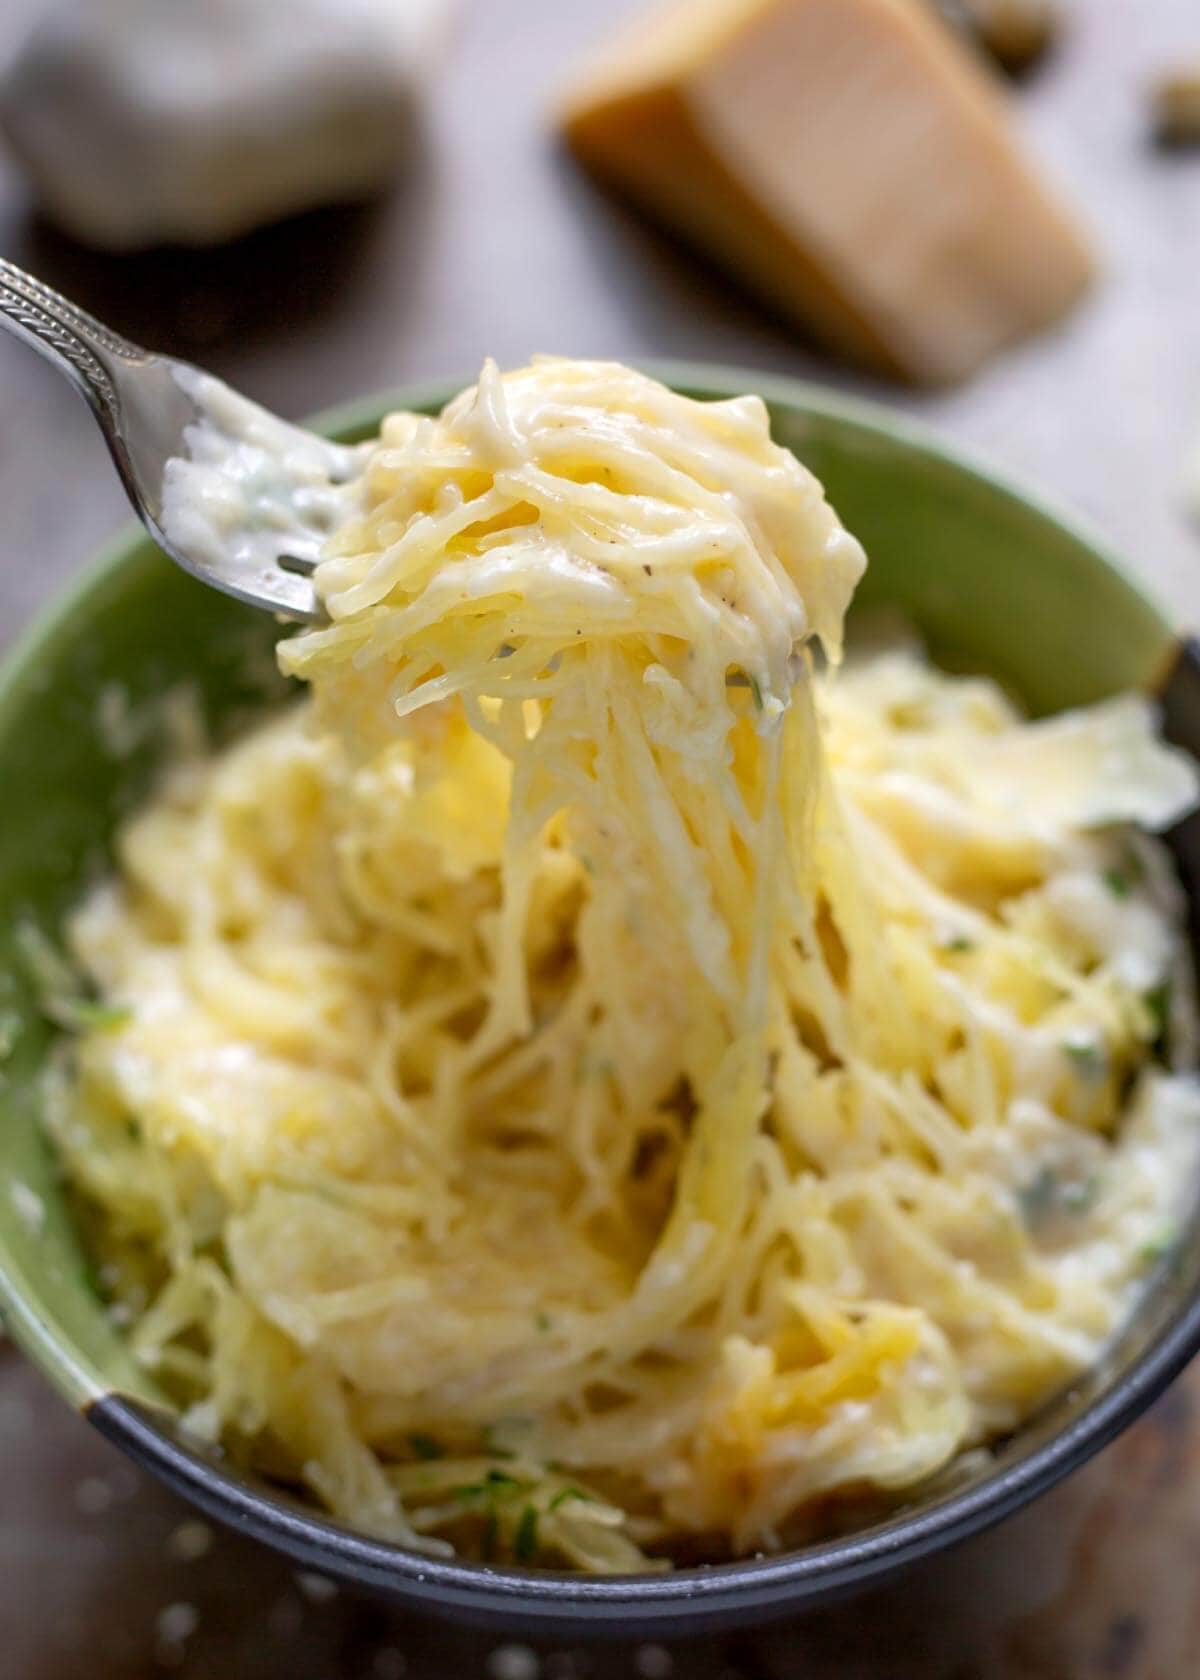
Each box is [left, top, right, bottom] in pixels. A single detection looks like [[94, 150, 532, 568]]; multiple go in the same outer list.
[[560, 0, 1093, 384]]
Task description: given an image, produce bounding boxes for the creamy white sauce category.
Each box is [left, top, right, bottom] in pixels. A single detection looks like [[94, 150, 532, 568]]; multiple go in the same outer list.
[[1043, 1072, 1200, 1310], [978, 695, 1199, 835], [160, 368, 369, 617], [1043, 869, 1172, 992]]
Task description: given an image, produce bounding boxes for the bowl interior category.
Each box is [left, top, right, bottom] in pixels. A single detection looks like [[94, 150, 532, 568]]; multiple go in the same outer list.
[[0, 370, 1196, 1630]]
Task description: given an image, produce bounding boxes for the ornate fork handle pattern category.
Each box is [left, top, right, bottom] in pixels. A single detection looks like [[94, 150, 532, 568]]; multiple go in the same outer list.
[[0, 257, 324, 619], [0, 257, 148, 425]]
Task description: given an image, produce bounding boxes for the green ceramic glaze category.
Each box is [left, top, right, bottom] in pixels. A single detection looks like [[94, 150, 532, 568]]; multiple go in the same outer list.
[[0, 369, 1180, 1418]]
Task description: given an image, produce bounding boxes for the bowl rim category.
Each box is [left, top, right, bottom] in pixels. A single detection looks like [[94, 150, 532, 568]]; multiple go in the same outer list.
[[2, 361, 1198, 1633]]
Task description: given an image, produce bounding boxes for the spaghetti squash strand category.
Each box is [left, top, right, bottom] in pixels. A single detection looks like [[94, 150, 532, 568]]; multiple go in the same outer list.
[[50, 359, 1200, 1571]]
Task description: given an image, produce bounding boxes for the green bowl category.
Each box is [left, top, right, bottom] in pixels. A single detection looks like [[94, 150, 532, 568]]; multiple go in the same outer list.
[[2, 367, 1198, 1634]]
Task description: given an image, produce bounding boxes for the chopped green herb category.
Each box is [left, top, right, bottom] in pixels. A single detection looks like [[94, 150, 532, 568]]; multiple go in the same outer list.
[[548, 1486, 592, 1511], [535, 1311, 553, 1333], [1016, 1165, 1059, 1227], [514, 1504, 539, 1563], [1060, 1174, 1100, 1214], [1103, 868, 1132, 899], [14, 920, 130, 1034], [458, 1482, 490, 1503], [481, 1425, 516, 1459], [943, 934, 973, 954], [408, 1432, 444, 1461], [1122, 849, 1145, 885], [1018, 1167, 1097, 1226], [450, 1464, 524, 1532], [453, 1465, 523, 1504], [1139, 1229, 1176, 1266], [579, 855, 597, 877], [1061, 1034, 1106, 1080], [747, 673, 764, 712], [59, 1001, 132, 1033], [1143, 982, 1171, 1054]]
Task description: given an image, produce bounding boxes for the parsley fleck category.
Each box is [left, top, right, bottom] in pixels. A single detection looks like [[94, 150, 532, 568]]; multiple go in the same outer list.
[[14, 920, 130, 1034], [1019, 1166, 1098, 1226], [535, 1311, 553, 1333], [1060, 1174, 1100, 1214], [1016, 1165, 1058, 1227], [1140, 1229, 1176, 1266], [514, 1504, 539, 1563], [408, 1433, 443, 1461], [1103, 868, 1131, 899], [943, 934, 973, 954], [1144, 982, 1171, 1054], [453, 1466, 521, 1505], [548, 1486, 591, 1511], [747, 673, 764, 712], [1061, 1034, 1106, 1080], [60, 1001, 132, 1032]]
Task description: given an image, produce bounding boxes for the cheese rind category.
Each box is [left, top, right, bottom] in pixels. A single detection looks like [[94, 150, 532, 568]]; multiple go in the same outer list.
[[561, 0, 1093, 384]]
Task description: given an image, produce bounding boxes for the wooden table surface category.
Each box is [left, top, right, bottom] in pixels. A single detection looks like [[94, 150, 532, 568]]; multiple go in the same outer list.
[[2, 1, 1200, 1675]]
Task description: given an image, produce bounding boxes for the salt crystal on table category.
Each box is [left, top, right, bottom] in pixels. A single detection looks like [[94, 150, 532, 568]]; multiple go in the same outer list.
[[167, 1520, 214, 1562], [487, 1646, 540, 1680], [73, 1476, 114, 1515], [294, 1570, 338, 1604], [154, 1601, 199, 1663]]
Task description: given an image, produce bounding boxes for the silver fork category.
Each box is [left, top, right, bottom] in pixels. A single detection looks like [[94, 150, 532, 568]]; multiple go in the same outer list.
[[0, 258, 366, 620]]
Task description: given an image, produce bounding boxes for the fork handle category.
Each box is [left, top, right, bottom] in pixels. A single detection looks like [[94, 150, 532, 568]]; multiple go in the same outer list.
[[0, 257, 148, 427]]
